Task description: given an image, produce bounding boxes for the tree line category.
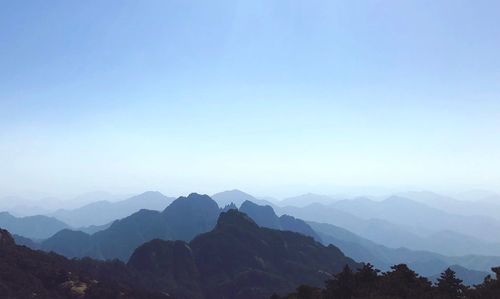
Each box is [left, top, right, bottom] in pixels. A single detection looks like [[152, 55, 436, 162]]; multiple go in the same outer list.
[[272, 264, 500, 299]]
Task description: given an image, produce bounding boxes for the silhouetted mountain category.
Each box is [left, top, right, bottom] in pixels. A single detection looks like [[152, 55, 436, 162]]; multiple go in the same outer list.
[[41, 193, 220, 261], [162, 193, 219, 241], [0, 228, 169, 299], [212, 189, 277, 209], [240, 200, 281, 229], [78, 222, 113, 234], [240, 200, 321, 241], [0, 211, 69, 239], [50, 191, 174, 227], [42, 229, 93, 258], [128, 210, 360, 299]]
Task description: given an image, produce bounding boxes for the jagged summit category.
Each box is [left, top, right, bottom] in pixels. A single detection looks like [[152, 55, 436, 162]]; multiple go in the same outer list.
[[221, 202, 238, 212], [215, 209, 258, 230]]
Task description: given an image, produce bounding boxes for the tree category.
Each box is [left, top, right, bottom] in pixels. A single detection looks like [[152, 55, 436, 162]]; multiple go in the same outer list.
[[436, 268, 467, 298], [382, 264, 432, 299], [325, 265, 355, 299], [354, 263, 379, 297]]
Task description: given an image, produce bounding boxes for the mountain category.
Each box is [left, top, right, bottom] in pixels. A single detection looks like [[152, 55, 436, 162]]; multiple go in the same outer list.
[[41, 193, 220, 261], [279, 201, 500, 256], [128, 209, 360, 299], [78, 221, 113, 234], [0, 192, 126, 217], [49, 191, 174, 227], [12, 233, 40, 249], [239, 200, 321, 241], [309, 221, 495, 283], [0, 228, 169, 299], [0, 211, 69, 239], [278, 193, 338, 207], [277, 203, 427, 249], [330, 196, 500, 243], [212, 189, 277, 209], [398, 191, 500, 221]]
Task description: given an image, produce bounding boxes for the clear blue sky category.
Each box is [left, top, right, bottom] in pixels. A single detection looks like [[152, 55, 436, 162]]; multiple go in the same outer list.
[[1, 0, 499, 198]]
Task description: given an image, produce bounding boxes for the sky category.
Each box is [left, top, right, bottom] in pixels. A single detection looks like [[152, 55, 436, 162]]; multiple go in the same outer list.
[[1, 0, 500, 199]]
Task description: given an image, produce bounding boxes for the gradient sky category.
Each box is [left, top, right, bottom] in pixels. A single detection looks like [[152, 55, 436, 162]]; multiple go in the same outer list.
[[1, 0, 500, 198]]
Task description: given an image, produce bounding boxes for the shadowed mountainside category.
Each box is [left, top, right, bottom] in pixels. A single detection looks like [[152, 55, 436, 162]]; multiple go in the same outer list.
[[41, 193, 220, 261], [128, 209, 360, 299], [0, 228, 169, 299]]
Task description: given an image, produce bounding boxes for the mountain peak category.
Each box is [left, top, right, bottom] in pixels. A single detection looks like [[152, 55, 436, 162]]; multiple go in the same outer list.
[[211, 189, 257, 208], [221, 202, 238, 212], [164, 193, 219, 213], [136, 190, 164, 197], [216, 209, 258, 230]]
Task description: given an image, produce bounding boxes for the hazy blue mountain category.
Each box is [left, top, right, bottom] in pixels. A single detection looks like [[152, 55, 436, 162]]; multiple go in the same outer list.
[[78, 221, 113, 234], [0, 192, 127, 217], [49, 191, 174, 227], [280, 201, 500, 256], [330, 196, 500, 243], [278, 193, 338, 207], [41, 193, 220, 261], [455, 190, 500, 202], [277, 203, 426, 249], [0, 211, 69, 239], [128, 209, 360, 299], [398, 191, 500, 221], [309, 221, 493, 284], [239, 200, 321, 241], [211, 189, 277, 208], [239, 200, 281, 229]]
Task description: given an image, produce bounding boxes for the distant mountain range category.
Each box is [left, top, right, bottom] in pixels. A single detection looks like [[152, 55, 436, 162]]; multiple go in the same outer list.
[[0, 211, 68, 239], [398, 191, 500, 221], [0, 191, 128, 217], [39, 193, 324, 262], [278, 199, 500, 257], [48, 191, 174, 227], [221, 194, 494, 284], [310, 221, 494, 284], [3, 189, 500, 289], [328, 196, 500, 243]]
